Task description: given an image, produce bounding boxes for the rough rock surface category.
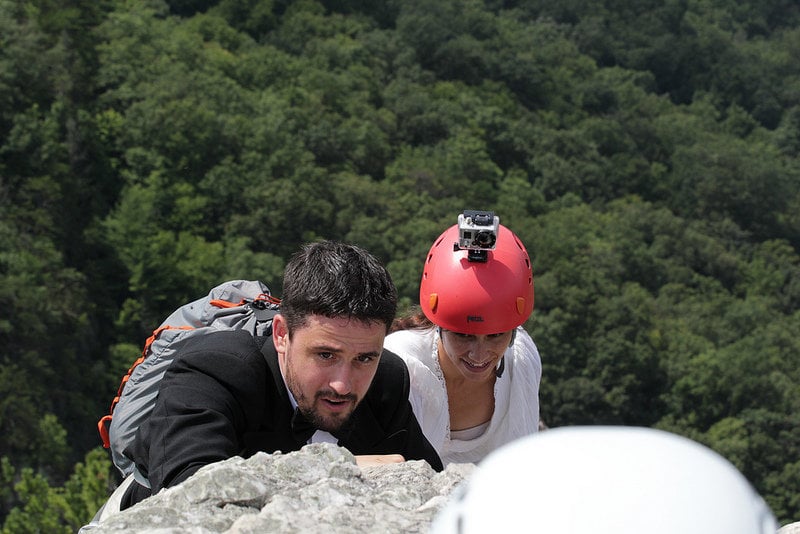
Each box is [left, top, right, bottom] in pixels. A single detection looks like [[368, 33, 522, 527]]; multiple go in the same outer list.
[[92, 443, 473, 533], [779, 522, 800, 534]]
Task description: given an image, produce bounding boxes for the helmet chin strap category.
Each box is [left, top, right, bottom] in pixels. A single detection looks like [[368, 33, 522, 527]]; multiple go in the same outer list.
[[495, 357, 505, 378], [496, 328, 516, 378]]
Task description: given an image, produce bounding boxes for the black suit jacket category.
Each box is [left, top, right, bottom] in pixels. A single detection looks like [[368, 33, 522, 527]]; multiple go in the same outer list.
[[121, 330, 442, 509]]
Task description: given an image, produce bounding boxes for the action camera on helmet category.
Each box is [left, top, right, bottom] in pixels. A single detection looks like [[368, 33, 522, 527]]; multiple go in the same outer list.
[[457, 210, 499, 261], [457, 210, 499, 250]]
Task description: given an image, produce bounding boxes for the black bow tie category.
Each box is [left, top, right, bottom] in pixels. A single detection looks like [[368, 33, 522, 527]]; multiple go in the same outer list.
[[291, 408, 317, 444]]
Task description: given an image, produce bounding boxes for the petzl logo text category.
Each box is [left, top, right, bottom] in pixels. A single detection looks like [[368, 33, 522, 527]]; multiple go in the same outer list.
[[466, 315, 484, 323]]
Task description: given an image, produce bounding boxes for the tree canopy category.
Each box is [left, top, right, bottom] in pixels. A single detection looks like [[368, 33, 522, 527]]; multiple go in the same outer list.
[[1, 0, 799, 527]]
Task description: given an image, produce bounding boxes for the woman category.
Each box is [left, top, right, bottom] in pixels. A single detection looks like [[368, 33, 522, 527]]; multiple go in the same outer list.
[[385, 220, 542, 465]]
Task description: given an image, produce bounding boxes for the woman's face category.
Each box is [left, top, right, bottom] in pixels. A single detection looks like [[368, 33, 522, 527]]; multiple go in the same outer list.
[[438, 329, 514, 383]]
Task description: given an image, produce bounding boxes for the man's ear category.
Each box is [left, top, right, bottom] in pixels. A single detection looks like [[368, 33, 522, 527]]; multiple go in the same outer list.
[[272, 314, 289, 353]]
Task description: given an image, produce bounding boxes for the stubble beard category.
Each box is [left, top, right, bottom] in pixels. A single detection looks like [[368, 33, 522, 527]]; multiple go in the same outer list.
[[286, 370, 358, 433], [297, 390, 357, 432]]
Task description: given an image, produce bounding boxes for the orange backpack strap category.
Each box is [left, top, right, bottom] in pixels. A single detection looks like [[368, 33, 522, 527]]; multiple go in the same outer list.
[[96, 325, 193, 448], [210, 292, 280, 309], [97, 280, 279, 478]]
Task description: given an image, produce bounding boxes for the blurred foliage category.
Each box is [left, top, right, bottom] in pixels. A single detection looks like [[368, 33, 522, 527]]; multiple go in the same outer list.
[[1, 0, 799, 527]]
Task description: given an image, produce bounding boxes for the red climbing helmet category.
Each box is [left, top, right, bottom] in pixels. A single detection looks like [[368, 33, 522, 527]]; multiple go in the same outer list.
[[419, 215, 534, 335]]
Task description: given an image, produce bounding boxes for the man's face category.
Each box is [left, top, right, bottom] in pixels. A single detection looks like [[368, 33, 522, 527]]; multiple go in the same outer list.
[[273, 313, 385, 432]]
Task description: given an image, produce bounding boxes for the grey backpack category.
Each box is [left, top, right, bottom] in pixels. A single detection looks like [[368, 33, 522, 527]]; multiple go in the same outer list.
[[97, 280, 280, 477]]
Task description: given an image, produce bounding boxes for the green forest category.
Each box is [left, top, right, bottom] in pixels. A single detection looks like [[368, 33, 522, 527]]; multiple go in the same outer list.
[[2, 0, 799, 529]]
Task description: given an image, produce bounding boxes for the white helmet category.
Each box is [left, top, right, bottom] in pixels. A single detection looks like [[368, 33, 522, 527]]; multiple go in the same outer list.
[[431, 426, 778, 534]]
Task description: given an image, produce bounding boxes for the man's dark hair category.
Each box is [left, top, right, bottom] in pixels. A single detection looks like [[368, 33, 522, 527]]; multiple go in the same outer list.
[[281, 240, 398, 334]]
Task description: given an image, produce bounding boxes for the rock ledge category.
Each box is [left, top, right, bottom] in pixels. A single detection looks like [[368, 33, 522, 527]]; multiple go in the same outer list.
[[93, 443, 473, 533]]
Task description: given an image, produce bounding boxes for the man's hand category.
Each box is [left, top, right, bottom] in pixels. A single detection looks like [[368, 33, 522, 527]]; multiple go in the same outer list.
[[355, 454, 405, 467]]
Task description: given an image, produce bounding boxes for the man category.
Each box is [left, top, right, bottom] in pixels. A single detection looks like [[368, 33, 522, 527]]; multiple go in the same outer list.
[[120, 240, 442, 509]]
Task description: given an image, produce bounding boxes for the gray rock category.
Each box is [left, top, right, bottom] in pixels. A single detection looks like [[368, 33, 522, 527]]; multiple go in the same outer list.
[[779, 522, 800, 534], [92, 443, 473, 534]]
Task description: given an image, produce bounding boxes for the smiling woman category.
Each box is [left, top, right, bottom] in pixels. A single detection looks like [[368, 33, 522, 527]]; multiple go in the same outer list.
[[440, 330, 515, 379], [385, 211, 542, 466]]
